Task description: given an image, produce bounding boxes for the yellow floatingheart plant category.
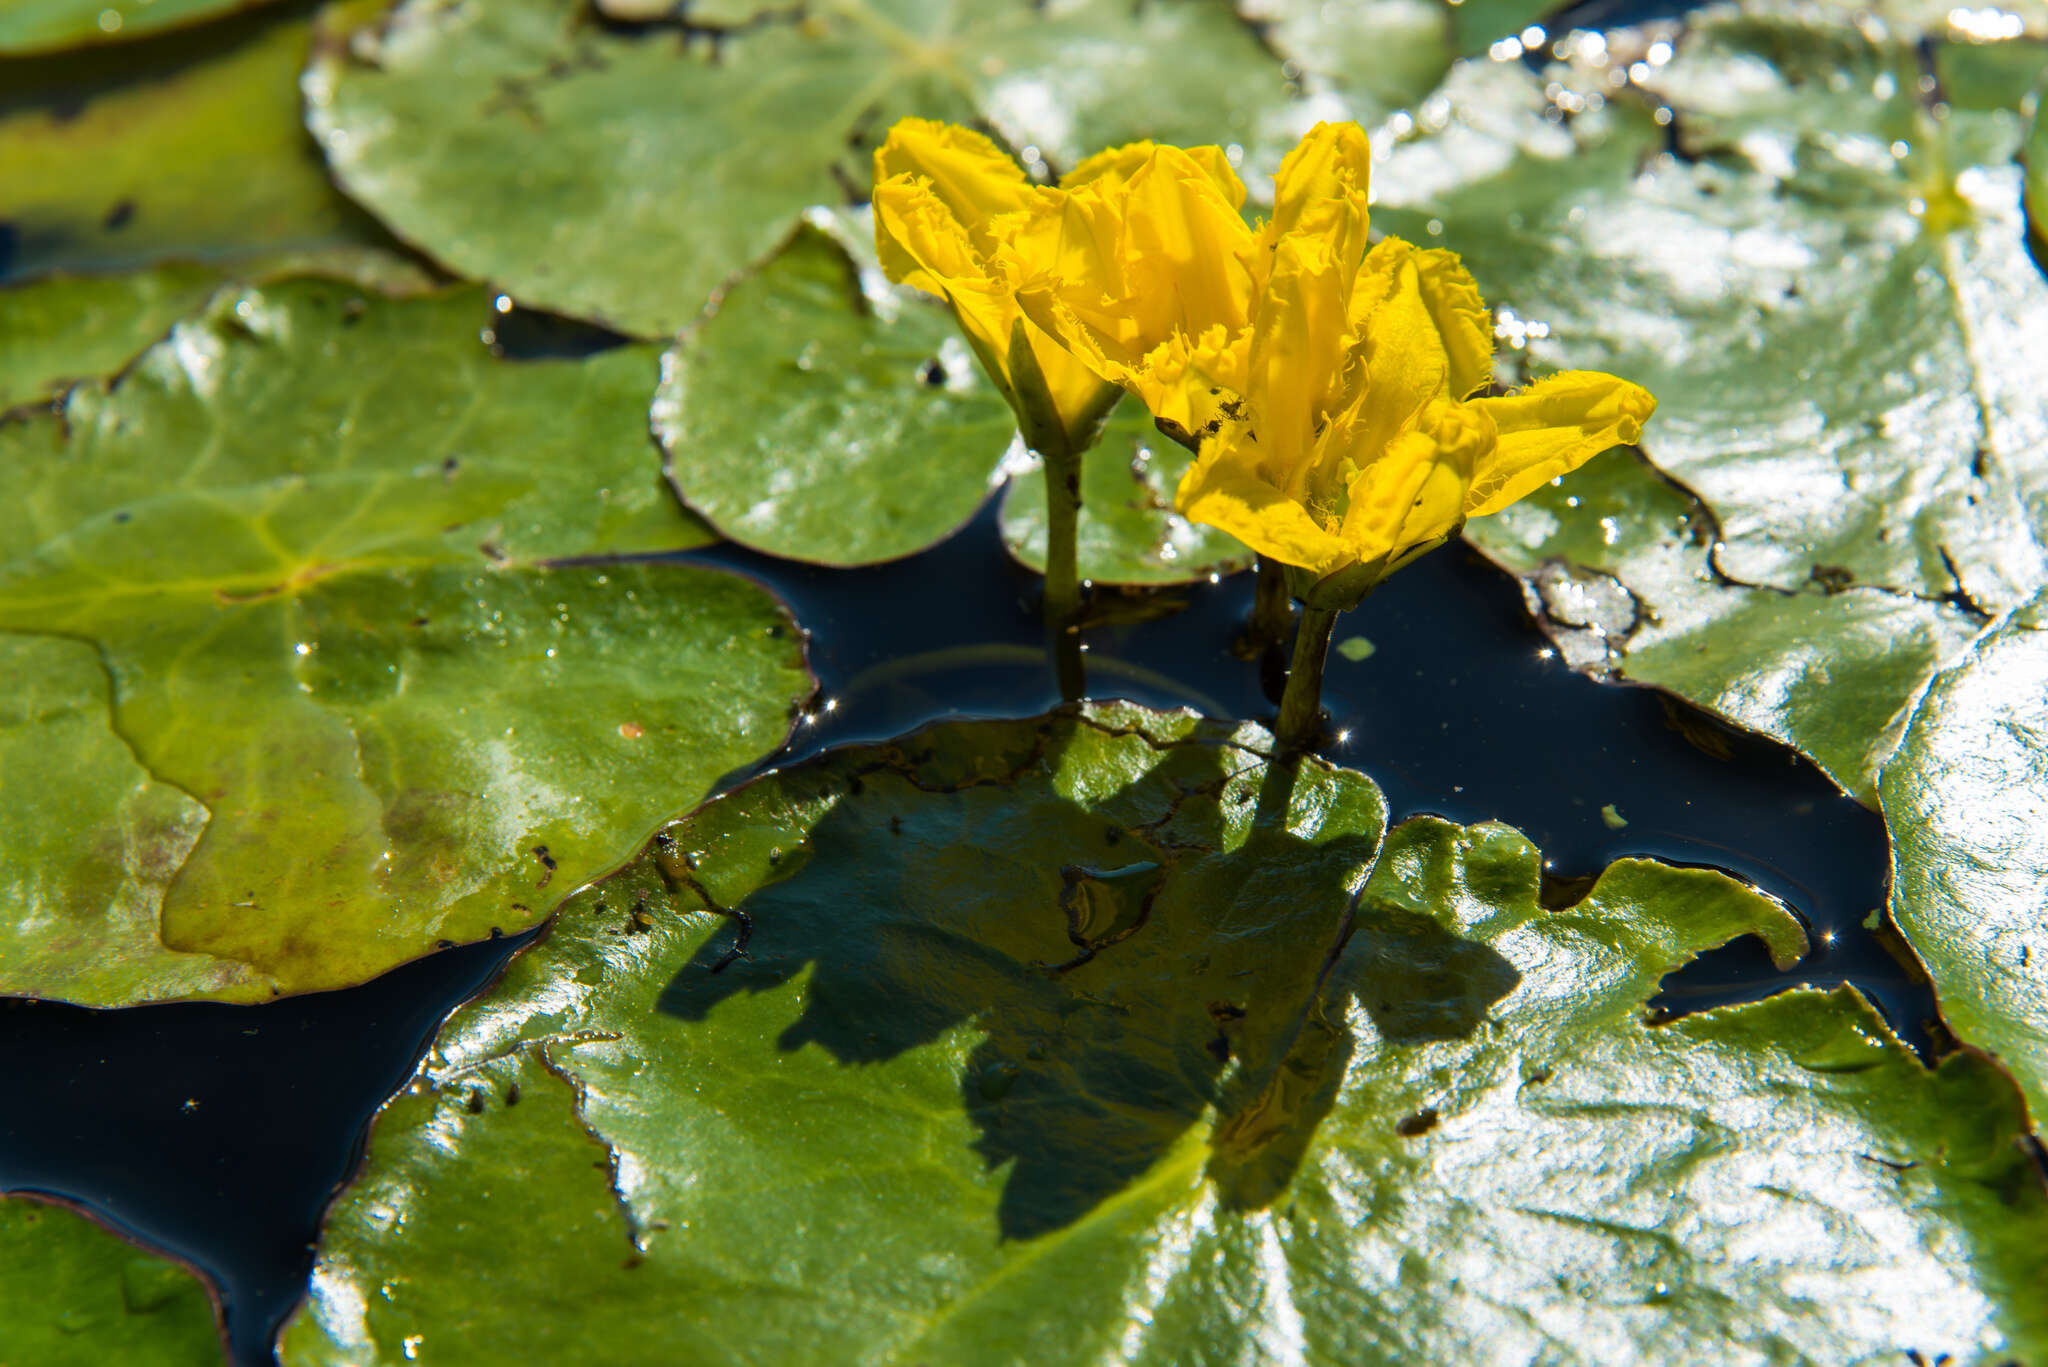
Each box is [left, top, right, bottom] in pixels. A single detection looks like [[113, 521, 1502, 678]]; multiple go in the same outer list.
[[1013, 120, 1655, 744], [1018, 120, 1654, 603], [1014, 122, 1374, 458]]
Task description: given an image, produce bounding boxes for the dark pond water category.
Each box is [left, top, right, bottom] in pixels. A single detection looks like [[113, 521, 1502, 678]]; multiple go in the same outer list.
[[0, 485, 1929, 1365]]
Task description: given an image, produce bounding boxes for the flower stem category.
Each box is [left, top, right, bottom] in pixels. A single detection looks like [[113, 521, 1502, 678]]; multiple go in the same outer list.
[[1040, 446, 1086, 700], [1041, 446, 1084, 626], [1276, 604, 1338, 751], [1237, 555, 1294, 659]]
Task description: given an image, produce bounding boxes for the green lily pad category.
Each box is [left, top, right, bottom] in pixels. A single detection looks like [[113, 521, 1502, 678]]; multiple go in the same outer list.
[[1000, 401, 1255, 584], [1943, 33, 2048, 111], [0, 1196, 222, 1365], [1474, 446, 1983, 800], [1372, 15, 2048, 797], [1884, 587, 2048, 1122], [0, 276, 804, 1005], [0, 8, 402, 281], [654, 224, 1014, 565], [283, 702, 2048, 1366], [0, 0, 277, 55], [305, 0, 1304, 336]]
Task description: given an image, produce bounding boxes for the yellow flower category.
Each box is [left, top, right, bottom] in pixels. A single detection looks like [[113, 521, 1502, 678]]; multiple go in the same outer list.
[[1015, 122, 1374, 450], [1013, 119, 1655, 603], [872, 119, 1238, 458], [1179, 233, 1654, 601]]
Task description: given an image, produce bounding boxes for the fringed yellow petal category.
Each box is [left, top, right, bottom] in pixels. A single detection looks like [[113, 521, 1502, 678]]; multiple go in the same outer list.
[[1466, 371, 1658, 517], [1181, 144, 1250, 209], [1062, 140, 1157, 191], [873, 157, 1114, 451], [872, 174, 985, 300], [1007, 141, 1257, 444], [1111, 323, 1246, 448], [1015, 279, 1128, 382], [1340, 240, 1452, 462], [1413, 248, 1493, 400], [1027, 321, 1123, 444], [1063, 140, 1246, 207], [873, 119, 1035, 254], [1262, 121, 1371, 266]]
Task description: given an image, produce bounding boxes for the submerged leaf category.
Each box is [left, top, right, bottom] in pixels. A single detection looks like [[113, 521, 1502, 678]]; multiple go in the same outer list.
[[0, 278, 806, 1004], [285, 704, 2047, 1367]]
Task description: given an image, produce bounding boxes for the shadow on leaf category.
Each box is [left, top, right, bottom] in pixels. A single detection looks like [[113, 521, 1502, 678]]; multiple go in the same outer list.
[[657, 725, 1515, 1240]]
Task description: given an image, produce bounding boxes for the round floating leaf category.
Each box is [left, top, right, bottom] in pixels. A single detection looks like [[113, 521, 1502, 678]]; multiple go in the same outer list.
[[1000, 403, 1254, 585], [0, 0, 277, 55], [1884, 587, 2048, 1122], [0, 9, 400, 280], [0, 277, 803, 1005], [305, 0, 1304, 336], [1373, 15, 2048, 797], [654, 225, 1014, 565], [284, 703, 2048, 1367], [1241, 0, 1544, 74], [0, 1196, 221, 1365]]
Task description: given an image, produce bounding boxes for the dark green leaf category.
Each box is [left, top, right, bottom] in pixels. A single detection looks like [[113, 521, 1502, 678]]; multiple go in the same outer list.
[[284, 704, 2048, 1366], [0, 1196, 221, 1365], [0, 277, 806, 1004]]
